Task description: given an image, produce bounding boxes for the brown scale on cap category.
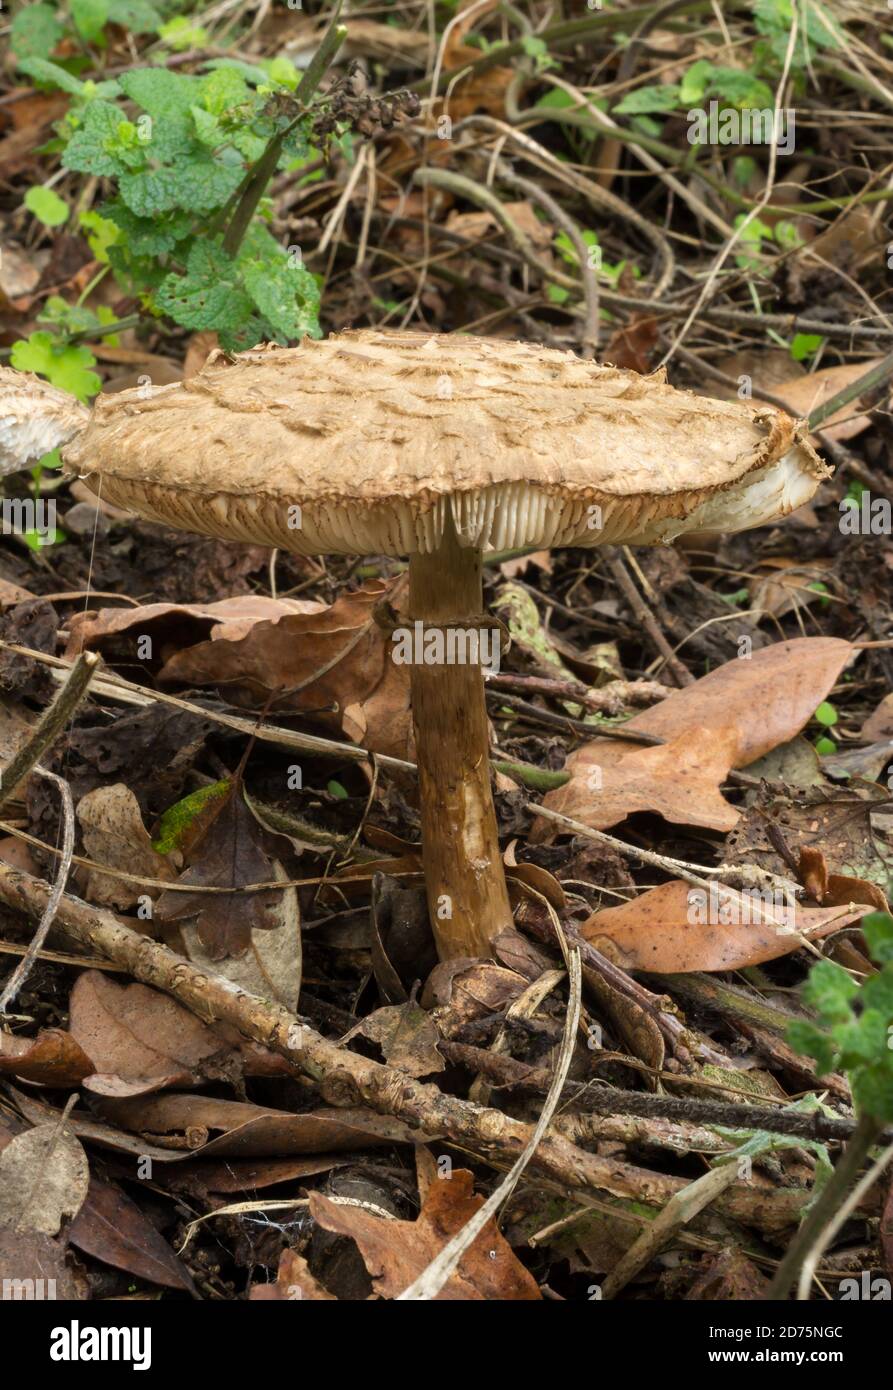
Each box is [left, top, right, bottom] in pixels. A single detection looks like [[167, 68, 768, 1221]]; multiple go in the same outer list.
[[4, 331, 831, 961]]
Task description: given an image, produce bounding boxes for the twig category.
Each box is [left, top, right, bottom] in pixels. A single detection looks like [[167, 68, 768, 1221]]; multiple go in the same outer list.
[[795, 1138, 893, 1300], [0, 651, 100, 815], [767, 1114, 884, 1299], [398, 937, 582, 1299], [601, 1162, 740, 1298], [440, 1041, 887, 1143], [0, 861, 816, 1233], [604, 549, 694, 687], [0, 770, 75, 1015]]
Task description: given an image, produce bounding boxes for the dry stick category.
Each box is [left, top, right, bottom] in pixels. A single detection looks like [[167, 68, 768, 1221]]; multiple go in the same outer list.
[[0, 651, 100, 815], [0, 862, 812, 1232], [795, 1139, 893, 1301], [398, 940, 583, 1300], [438, 1041, 888, 1144], [806, 349, 893, 432], [603, 549, 694, 687], [486, 671, 673, 713], [601, 1162, 740, 1299], [767, 1114, 885, 1299], [0, 770, 75, 1016]]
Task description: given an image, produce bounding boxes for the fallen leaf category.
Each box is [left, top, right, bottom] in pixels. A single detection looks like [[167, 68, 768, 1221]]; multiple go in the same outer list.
[[250, 1248, 336, 1301], [310, 1169, 541, 1299], [156, 581, 413, 759], [77, 783, 177, 909], [346, 1001, 445, 1078], [69, 1178, 197, 1293], [94, 1094, 418, 1158], [155, 784, 285, 960], [66, 594, 325, 662], [579, 879, 868, 972], [537, 638, 854, 835], [0, 1121, 90, 1235], [773, 359, 890, 443], [861, 693, 893, 743], [0, 1225, 85, 1300], [69, 971, 285, 1096], [0, 1028, 94, 1086], [604, 315, 660, 374], [686, 1248, 771, 1300], [798, 846, 889, 913]]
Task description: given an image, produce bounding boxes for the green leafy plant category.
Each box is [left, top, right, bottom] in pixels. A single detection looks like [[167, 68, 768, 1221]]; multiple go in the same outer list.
[[768, 914, 893, 1296], [24, 185, 70, 227], [788, 914, 893, 1123]]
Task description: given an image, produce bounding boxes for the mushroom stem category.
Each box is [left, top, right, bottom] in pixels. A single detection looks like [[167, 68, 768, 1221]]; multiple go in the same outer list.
[[408, 522, 514, 959]]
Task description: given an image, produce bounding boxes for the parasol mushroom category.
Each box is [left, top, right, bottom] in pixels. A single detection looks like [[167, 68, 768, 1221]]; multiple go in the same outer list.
[[2, 331, 828, 960]]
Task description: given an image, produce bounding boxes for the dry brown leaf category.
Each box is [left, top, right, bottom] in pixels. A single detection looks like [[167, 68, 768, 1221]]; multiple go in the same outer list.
[[580, 878, 867, 973], [773, 359, 889, 443], [537, 637, 853, 836], [346, 1001, 445, 1078], [748, 557, 834, 618], [0, 1121, 90, 1235], [0, 1028, 94, 1086], [68, 971, 285, 1097], [156, 581, 413, 759], [76, 783, 177, 909], [310, 1169, 541, 1299], [798, 846, 889, 913], [861, 693, 893, 743], [69, 1177, 197, 1293], [94, 1093, 418, 1158], [66, 594, 325, 661], [250, 1248, 337, 1301]]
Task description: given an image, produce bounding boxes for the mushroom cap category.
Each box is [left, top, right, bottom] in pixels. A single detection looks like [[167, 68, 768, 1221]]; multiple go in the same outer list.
[[0, 367, 90, 476], [63, 329, 828, 555]]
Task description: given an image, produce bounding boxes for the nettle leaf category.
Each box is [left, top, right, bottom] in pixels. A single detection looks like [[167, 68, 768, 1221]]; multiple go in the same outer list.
[[190, 105, 222, 147], [155, 242, 255, 338], [802, 958, 859, 1025], [17, 56, 87, 97], [79, 208, 121, 261], [242, 260, 320, 343], [103, 201, 192, 255], [118, 68, 201, 127], [860, 965, 893, 1017], [708, 66, 774, 111], [836, 1009, 889, 1067], [679, 59, 714, 106], [199, 67, 250, 116], [266, 55, 299, 92], [71, 0, 111, 45], [786, 1020, 837, 1078], [852, 1059, 893, 1124], [63, 100, 136, 177], [11, 4, 65, 60], [10, 332, 101, 403], [119, 156, 243, 217], [203, 58, 269, 86], [613, 84, 681, 116]]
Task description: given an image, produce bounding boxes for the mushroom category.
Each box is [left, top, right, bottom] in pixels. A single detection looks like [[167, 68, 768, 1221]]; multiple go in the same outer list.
[[2, 331, 828, 960]]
